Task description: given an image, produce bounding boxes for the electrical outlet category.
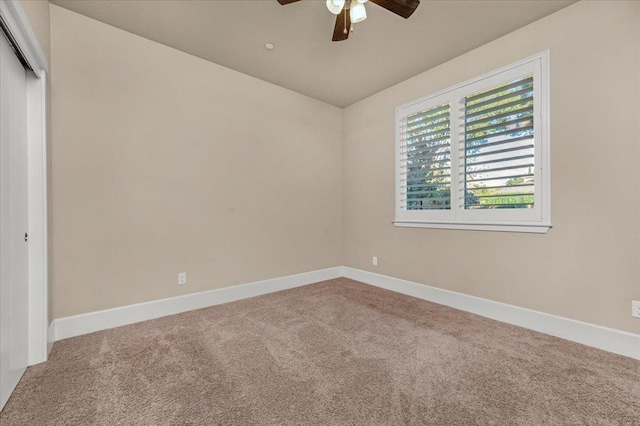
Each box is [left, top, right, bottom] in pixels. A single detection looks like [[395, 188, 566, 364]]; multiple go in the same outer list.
[[372, 256, 378, 266], [632, 301, 640, 318], [178, 272, 187, 285]]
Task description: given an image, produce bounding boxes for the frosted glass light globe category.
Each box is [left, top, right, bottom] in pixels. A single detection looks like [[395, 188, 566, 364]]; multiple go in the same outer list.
[[326, 0, 345, 15]]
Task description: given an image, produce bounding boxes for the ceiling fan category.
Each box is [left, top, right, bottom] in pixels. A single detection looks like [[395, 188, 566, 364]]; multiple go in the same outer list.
[[277, 0, 420, 42]]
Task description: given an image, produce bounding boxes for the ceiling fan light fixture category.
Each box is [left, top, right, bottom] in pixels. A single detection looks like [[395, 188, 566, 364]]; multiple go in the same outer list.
[[350, 0, 367, 23], [326, 0, 345, 15]]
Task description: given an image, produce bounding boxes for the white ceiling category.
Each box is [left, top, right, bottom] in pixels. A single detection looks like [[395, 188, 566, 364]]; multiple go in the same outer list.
[[50, 0, 576, 107]]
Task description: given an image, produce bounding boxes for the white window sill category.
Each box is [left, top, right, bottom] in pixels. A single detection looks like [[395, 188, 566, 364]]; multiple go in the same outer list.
[[393, 220, 551, 234]]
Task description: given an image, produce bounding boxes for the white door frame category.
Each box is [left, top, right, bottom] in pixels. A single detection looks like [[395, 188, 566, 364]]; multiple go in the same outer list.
[[0, 0, 49, 365]]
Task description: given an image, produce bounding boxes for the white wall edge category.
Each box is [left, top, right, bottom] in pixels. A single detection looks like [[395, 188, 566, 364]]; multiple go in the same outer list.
[[47, 321, 54, 355], [343, 267, 640, 361], [54, 267, 344, 341], [26, 70, 48, 366]]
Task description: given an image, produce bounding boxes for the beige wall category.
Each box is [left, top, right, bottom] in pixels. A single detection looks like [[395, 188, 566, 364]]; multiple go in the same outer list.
[[50, 5, 343, 318], [344, 1, 640, 334]]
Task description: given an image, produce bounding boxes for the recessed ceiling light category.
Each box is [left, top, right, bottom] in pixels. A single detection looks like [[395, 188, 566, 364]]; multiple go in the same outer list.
[[265, 42, 275, 50]]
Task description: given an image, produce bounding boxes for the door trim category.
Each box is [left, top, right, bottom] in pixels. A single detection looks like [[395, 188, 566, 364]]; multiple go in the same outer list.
[[0, 0, 49, 365], [26, 72, 48, 365], [0, 1, 48, 77]]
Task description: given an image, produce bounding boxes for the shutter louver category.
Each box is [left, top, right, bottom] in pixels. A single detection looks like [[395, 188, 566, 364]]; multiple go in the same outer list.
[[399, 103, 451, 210], [461, 75, 535, 210]]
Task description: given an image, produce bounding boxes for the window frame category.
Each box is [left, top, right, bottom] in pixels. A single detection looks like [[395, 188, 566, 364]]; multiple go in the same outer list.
[[394, 51, 551, 234]]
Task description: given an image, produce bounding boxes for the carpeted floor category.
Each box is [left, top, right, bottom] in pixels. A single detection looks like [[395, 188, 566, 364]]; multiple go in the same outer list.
[[1, 278, 639, 425]]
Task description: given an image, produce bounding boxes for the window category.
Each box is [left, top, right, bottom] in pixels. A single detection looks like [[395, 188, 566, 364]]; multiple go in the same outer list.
[[395, 52, 550, 233]]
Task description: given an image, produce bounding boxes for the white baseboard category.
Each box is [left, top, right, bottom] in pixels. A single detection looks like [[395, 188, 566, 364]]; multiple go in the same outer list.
[[343, 267, 640, 360], [54, 267, 343, 341], [52, 265, 639, 361]]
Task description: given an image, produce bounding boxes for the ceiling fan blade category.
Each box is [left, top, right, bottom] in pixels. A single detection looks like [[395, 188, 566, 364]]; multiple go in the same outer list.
[[332, 8, 351, 42], [370, 0, 420, 19], [277, 0, 302, 4]]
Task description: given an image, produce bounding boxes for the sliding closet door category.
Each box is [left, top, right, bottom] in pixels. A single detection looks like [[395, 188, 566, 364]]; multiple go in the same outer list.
[[0, 31, 29, 411]]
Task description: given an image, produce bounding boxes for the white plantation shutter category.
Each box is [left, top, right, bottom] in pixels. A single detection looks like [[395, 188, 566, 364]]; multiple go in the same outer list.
[[399, 102, 451, 211], [461, 75, 535, 210], [395, 52, 550, 233]]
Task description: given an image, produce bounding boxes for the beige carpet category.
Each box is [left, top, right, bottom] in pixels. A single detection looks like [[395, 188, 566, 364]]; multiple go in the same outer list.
[[1, 278, 639, 425]]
